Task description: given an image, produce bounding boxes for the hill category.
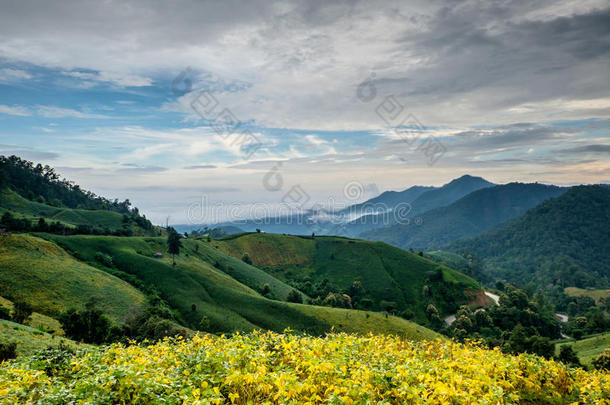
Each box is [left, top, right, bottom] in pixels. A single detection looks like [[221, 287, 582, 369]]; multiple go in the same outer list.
[[360, 183, 565, 249], [32, 233, 437, 339], [0, 155, 157, 236], [449, 185, 610, 288], [556, 332, 610, 366], [212, 232, 484, 323], [0, 234, 148, 320]]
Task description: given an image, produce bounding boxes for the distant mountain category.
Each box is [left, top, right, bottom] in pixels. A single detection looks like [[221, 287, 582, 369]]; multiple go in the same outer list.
[[409, 175, 495, 215], [448, 185, 610, 288], [360, 183, 566, 249], [333, 175, 495, 237], [340, 185, 435, 217]]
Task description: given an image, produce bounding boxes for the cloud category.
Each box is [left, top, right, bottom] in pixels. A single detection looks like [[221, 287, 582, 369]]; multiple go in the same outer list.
[[559, 144, 610, 154], [184, 164, 217, 169], [63, 70, 152, 87], [37, 105, 110, 119], [0, 104, 31, 116], [0, 68, 32, 82]]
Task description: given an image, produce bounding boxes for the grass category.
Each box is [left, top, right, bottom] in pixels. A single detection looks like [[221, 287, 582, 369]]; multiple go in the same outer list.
[[35, 234, 438, 339], [214, 233, 482, 322], [0, 319, 86, 358], [556, 332, 610, 366], [0, 296, 64, 335], [0, 234, 147, 320], [0, 188, 157, 235], [565, 287, 610, 305]]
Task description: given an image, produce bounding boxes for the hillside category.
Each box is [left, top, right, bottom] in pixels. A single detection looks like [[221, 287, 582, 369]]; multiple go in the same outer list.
[[556, 332, 610, 366], [361, 183, 565, 249], [0, 234, 147, 320], [213, 233, 484, 323], [449, 185, 610, 288], [0, 155, 157, 236], [31, 233, 437, 340]]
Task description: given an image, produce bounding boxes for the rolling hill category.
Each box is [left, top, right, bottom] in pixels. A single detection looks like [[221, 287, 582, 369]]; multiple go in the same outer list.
[[360, 182, 566, 249], [448, 185, 610, 289], [0, 234, 148, 320], [22, 233, 438, 340], [212, 232, 484, 323]]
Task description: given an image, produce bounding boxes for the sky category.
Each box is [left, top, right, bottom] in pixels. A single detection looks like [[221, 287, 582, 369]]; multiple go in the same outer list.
[[0, 0, 609, 224]]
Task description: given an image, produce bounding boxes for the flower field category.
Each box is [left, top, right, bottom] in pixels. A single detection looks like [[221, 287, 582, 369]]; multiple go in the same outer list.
[[1, 331, 609, 404]]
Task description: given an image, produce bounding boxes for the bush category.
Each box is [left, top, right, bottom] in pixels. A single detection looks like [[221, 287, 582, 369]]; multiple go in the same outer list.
[[286, 290, 303, 304], [0, 342, 17, 363], [94, 251, 113, 267], [0, 306, 10, 320], [11, 299, 33, 324], [557, 345, 581, 367], [592, 349, 610, 371], [241, 253, 252, 265]]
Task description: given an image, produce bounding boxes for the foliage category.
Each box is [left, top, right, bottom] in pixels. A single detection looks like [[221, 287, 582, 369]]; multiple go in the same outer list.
[[0, 342, 17, 363], [593, 349, 610, 371], [0, 155, 137, 214], [286, 290, 303, 304], [10, 300, 33, 325], [59, 298, 112, 344], [167, 227, 182, 265], [1, 332, 608, 403], [450, 185, 610, 289]]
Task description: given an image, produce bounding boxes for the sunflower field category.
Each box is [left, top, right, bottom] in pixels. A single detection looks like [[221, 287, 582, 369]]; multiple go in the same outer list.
[[1, 331, 609, 404]]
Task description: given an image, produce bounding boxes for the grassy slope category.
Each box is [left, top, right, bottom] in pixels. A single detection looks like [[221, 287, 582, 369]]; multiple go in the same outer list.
[[0, 188, 123, 227], [556, 332, 610, 366], [214, 233, 481, 322], [0, 296, 64, 335], [0, 234, 147, 320], [38, 234, 438, 339], [0, 319, 86, 358], [565, 287, 610, 305]]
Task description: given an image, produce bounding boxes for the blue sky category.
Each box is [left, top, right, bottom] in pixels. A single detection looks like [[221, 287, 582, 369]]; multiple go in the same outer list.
[[0, 0, 609, 224]]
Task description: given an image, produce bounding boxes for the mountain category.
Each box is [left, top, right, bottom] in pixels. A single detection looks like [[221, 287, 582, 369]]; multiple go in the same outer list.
[[360, 183, 566, 249], [340, 185, 435, 217], [408, 175, 496, 215], [212, 232, 484, 323], [448, 185, 610, 288]]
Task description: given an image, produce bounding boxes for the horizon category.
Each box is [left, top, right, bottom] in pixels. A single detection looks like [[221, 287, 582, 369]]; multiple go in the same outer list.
[[1, 0, 609, 224]]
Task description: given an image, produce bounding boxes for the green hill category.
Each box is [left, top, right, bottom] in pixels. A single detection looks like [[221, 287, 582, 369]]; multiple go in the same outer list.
[[361, 183, 565, 250], [213, 233, 483, 323], [0, 234, 148, 320], [556, 332, 610, 366], [34, 233, 438, 340], [449, 185, 610, 288]]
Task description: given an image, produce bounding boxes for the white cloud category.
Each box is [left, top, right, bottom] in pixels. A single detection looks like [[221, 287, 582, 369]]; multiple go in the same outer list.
[[37, 105, 110, 119], [0, 104, 31, 116], [0, 68, 32, 82]]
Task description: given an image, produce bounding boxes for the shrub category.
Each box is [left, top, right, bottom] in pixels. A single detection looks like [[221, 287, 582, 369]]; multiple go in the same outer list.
[[11, 299, 33, 324], [0, 342, 17, 363], [94, 251, 113, 267], [592, 349, 610, 371], [286, 290, 303, 303]]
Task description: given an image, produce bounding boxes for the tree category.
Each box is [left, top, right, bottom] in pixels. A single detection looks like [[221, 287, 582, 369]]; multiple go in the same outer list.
[[286, 290, 303, 303], [11, 299, 33, 324], [59, 298, 112, 344], [557, 345, 581, 367], [167, 227, 182, 266]]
